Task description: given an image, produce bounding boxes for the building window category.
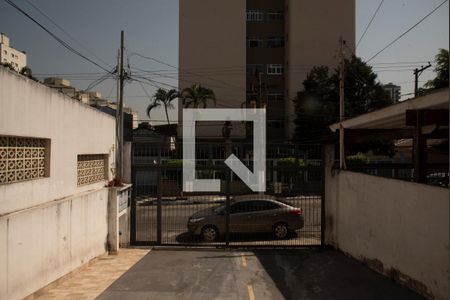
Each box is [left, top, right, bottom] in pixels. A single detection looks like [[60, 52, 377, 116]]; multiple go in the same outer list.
[[247, 10, 264, 21], [246, 64, 264, 76], [247, 37, 264, 48], [77, 154, 107, 186], [267, 12, 284, 21], [267, 37, 285, 48], [267, 64, 283, 75], [0, 136, 49, 185], [267, 93, 284, 101]]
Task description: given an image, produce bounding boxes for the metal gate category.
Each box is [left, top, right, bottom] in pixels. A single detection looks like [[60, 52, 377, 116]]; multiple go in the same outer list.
[[131, 142, 324, 247]]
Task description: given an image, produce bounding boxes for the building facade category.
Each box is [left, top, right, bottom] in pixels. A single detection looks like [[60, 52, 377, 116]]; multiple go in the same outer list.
[[179, 0, 355, 141], [0, 33, 27, 72], [383, 82, 401, 103]]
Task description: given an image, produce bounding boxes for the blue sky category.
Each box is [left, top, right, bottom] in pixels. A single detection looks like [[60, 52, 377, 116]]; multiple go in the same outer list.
[[0, 0, 448, 123]]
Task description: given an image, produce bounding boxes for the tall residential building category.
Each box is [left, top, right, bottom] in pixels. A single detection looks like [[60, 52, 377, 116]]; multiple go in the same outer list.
[[383, 82, 401, 103], [179, 0, 355, 141], [0, 33, 27, 72]]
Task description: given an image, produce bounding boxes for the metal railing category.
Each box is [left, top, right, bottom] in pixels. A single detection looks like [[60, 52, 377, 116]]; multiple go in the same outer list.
[[131, 142, 324, 248]]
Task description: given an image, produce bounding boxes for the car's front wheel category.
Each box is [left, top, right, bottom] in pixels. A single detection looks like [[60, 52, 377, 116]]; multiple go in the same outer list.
[[201, 225, 219, 242], [273, 223, 289, 239]]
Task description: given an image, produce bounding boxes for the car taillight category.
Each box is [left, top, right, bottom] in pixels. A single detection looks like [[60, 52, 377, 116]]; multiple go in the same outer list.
[[289, 208, 303, 215]]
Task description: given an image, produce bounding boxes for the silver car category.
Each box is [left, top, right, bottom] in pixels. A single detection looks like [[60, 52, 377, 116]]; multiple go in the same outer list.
[[187, 199, 304, 241]]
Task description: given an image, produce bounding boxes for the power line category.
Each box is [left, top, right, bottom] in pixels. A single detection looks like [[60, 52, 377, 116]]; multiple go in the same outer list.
[[128, 52, 246, 90], [370, 61, 432, 65], [23, 0, 113, 69], [85, 69, 116, 91], [366, 0, 448, 62], [356, 0, 384, 49], [4, 0, 113, 74], [130, 75, 178, 90]]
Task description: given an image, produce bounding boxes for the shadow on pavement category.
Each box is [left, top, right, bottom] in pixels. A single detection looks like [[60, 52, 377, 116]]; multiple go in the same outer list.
[[252, 249, 426, 300]]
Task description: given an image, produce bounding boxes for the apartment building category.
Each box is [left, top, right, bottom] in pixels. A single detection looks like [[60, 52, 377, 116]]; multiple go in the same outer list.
[[179, 0, 354, 141], [383, 82, 401, 103], [0, 33, 27, 72]]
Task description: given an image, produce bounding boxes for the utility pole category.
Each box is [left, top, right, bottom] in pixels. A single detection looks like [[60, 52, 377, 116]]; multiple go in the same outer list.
[[414, 63, 431, 97], [338, 37, 346, 169], [115, 49, 120, 179], [116, 30, 125, 181]]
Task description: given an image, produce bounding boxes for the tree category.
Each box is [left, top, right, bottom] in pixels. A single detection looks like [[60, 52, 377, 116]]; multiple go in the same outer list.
[[20, 66, 32, 77], [19, 66, 37, 81], [180, 84, 216, 108], [424, 48, 449, 90], [1, 62, 15, 71], [293, 56, 393, 154], [146, 88, 178, 124]]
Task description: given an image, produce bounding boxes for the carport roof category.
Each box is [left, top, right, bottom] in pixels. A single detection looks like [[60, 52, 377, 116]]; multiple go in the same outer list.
[[329, 88, 449, 131]]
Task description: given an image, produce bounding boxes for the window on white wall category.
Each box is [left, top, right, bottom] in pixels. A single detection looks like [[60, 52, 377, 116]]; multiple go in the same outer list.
[[267, 37, 285, 48], [267, 93, 284, 101], [77, 154, 107, 186], [247, 10, 264, 21], [267, 12, 284, 21], [267, 64, 283, 75], [247, 37, 264, 48], [0, 136, 50, 185]]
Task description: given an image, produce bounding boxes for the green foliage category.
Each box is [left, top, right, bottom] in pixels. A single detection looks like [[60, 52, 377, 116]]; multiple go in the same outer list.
[[147, 88, 178, 124], [346, 152, 370, 165], [165, 159, 183, 166], [293, 56, 394, 156], [180, 84, 216, 108], [277, 157, 305, 167], [424, 49, 449, 90]]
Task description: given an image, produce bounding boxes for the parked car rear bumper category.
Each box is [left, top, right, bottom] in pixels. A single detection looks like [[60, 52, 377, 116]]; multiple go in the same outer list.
[[289, 215, 304, 231]]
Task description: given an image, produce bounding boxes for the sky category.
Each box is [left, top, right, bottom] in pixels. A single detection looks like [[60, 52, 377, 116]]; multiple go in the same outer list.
[[0, 0, 448, 124]]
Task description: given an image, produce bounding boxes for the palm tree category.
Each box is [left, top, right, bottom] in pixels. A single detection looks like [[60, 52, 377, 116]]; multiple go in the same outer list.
[[146, 88, 178, 124], [180, 84, 216, 108]]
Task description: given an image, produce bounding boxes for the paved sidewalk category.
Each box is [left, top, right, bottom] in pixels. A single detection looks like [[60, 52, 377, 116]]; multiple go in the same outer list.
[[30, 249, 149, 300]]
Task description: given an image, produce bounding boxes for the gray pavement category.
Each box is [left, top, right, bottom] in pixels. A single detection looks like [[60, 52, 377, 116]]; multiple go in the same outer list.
[[98, 249, 425, 300]]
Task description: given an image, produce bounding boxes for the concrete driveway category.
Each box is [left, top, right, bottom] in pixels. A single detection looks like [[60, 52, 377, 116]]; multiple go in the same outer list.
[[98, 248, 424, 300]]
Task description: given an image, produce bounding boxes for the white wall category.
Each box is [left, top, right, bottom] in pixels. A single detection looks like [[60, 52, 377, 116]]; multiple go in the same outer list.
[[0, 189, 108, 300], [0, 68, 116, 299], [0, 67, 115, 215], [325, 149, 449, 300]]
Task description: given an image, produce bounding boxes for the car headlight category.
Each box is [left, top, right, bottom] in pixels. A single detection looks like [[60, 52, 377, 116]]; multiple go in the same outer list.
[[189, 217, 205, 223]]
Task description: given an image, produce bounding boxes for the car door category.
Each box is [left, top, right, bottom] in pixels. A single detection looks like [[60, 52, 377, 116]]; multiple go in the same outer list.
[[247, 201, 281, 232], [229, 201, 256, 233]]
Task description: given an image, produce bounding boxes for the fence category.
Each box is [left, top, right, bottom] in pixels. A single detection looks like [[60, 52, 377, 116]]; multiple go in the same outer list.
[[131, 142, 324, 248]]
